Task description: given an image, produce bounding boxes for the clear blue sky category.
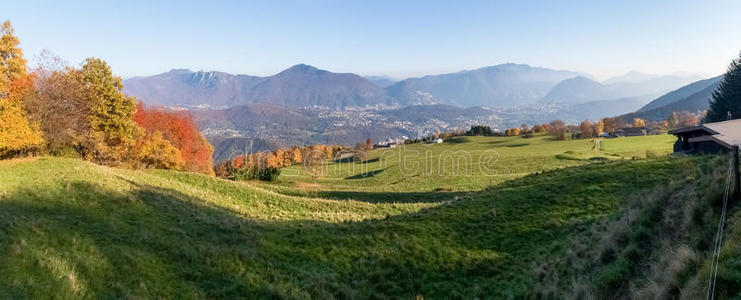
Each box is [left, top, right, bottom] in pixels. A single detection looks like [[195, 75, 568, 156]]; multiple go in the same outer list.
[[5, 0, 741, 80]]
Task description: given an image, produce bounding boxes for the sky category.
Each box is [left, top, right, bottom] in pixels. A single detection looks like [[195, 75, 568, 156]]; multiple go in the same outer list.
[[4, 0, 741, 80]]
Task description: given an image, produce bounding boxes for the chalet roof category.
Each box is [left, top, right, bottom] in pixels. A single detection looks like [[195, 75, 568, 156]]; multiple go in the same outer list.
[[670, 119, 741, 149], [667, 125, 709, 135], [703, 119, 741, 148]]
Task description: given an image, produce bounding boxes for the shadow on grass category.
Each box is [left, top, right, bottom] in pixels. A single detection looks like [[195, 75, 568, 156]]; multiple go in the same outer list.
[[309, 190, 470, 203], [506, 143, 527, 147], [486, 140, 507, 145], [0, 157, 689, 298], [358, 158, 379, 164], [334, 157, 378, 165], [445, 137, 471, 144], [345, 168, 384, 180]]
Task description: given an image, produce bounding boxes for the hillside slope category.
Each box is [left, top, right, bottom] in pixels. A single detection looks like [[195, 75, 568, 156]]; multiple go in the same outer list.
[[618, 79, 720, 123], [540, 75, 699, 106], [0, 138, 736, 298], [638, 75, 722, 112]]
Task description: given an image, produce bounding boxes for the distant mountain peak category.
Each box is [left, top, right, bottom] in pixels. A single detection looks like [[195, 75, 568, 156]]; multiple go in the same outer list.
[[168, 68, 193, 73], [568, 75, 598, 82], [283, 64, 323, 74], [603, 71, 660, 84]]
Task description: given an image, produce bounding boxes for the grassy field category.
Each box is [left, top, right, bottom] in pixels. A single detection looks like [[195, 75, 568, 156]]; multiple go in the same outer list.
[[263, 134, 675, 194], [1, 134, 736, 298]]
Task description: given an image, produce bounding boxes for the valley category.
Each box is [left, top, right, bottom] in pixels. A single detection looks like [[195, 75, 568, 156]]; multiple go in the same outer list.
[[123, 64, 711, 162]]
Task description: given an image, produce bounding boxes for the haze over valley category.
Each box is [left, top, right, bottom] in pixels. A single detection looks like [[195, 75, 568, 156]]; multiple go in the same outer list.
[[123, 63, 708, 159]]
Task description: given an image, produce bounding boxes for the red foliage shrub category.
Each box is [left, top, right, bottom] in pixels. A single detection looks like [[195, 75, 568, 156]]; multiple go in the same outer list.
[[133, 103, 214, 175]]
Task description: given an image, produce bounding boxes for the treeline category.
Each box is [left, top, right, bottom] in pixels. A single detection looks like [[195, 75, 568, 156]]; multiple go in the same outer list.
[[0, 21, 213, 174], [214, 144, 344, 181], [498, 112, 701, 140], [435, 111, 700, 143]]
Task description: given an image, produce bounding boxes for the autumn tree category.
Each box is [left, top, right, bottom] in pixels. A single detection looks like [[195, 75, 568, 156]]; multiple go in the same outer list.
[[679, 112, 700, 127], [520, 123, 529, 133], [304, 146, 326, 184], [78, 58, 141, 164], [0, 20, 43, 157], [505, 127, 521, 136], [579, 119, 595, 138], [666, 112, 680, 129], [135, 131, 185, 170], [549, 120, 567, 140], [233, 156, 245, 168], [133, 103, 214, 175], [275, 148, 291, 167], [601, 117, 619, 133], [24, 53, 94, 154], [633, 118, 646, 128], [706, 51, 741, 122], [594, 119, 605, 136], [290, 147, 303, 164]]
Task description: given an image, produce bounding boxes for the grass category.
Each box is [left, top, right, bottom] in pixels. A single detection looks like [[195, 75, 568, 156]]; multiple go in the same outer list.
[[3, 134, 735, 298], [264, 134, 675, 194]]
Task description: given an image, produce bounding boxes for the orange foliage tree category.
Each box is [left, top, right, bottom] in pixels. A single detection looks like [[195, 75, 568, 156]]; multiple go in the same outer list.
[[0, 20, 43, 157], [133, 103, 214, 175]]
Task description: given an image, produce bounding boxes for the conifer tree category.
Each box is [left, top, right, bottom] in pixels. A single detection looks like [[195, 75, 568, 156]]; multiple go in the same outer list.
[[706, 52, 741, 122]]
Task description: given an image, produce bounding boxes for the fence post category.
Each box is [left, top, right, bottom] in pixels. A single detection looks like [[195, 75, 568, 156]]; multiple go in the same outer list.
[[734, 146, 740, 201]]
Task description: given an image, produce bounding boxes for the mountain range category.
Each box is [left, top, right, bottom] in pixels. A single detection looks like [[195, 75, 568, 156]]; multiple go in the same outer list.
[[124, 63, 699, 110], [123, 63, 715, 163], [124, 64, 391, 108]]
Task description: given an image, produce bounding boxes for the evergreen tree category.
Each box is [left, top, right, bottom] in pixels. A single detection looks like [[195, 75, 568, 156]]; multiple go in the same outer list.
[[706, 52, 741, 122], [0, 20, 43, 157]]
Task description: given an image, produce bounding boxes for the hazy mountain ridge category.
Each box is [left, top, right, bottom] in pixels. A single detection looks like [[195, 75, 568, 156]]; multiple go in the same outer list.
[[619, 80, 720, 123], [125, 64, 393, 109], [388, 63, 585, 107], [637, 76, 722, 112], [364, 75, 399, 88], [124, 63, 589, 109], [540, 74, 701, 106]]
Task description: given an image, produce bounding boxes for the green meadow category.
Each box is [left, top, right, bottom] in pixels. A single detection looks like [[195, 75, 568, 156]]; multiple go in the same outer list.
[[1, 134, 738, 298]]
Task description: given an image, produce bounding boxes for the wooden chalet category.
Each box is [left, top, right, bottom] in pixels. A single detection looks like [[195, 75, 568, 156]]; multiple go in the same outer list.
[[669, 119, 741, 154]]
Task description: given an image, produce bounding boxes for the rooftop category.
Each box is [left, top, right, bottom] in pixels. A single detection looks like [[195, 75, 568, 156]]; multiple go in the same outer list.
[[669, 119, 741, 148]]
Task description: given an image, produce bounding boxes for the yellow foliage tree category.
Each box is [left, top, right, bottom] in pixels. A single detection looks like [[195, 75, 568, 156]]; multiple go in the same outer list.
[[594, 120, 605, 136], [135, 131, 184, 170], [633, 118, 646, 128], [0, 20, 43, 157], [290, 147, 303, 164]]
